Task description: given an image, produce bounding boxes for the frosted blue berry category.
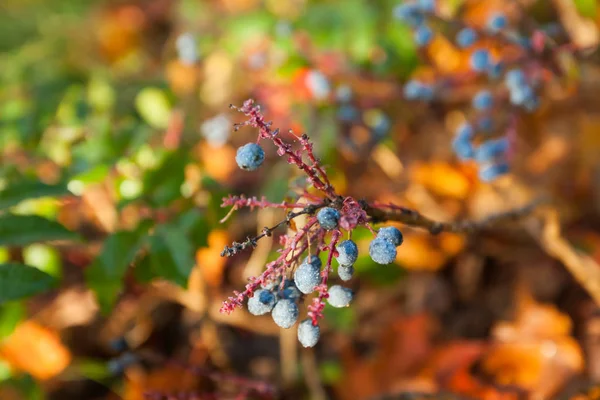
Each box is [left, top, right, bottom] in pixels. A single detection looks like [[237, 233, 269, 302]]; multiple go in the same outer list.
[[455, 123, 474, 141], [403, 80, 434, 101], [487, 12, 507, 32], [369, 237, 397, 265], [280, 279, 302, 300], [297, 319, 320, 348], [509, 85, 538, 111], [475, 138, 509, 163], [414, 24, 434, 47], [393, 3, 424, 26], [487, 61, 504, 79], [317, 207, 340, 230], [336, 240, 358, 266], [417, 0, 436, 12], [377, 226, 403, 247], [304, 255, 322, 269], [294, 260, 321, 294], [472, 90, 494, 111], [505, 69, 526, 89], [327, 285, 354, 308], [470, 49, 490, 72], [456, 28, 477, 48], [479, 162, 510, 182], [272, 299, 299, 328], [235, 143, 265, 171], [452, 137, 475, 161], [248, 289, 276, 315], [338, 264, 355, 281]]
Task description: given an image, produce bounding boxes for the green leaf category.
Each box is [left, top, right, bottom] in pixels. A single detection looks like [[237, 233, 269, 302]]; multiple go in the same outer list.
[[0, 214, 78, 246], [85, 232, 141, 314], [0, 180, 69, 210], [0, 263, 56, 303], [148, 225, 194, 287], [135, 87, 172, 129], [0, 301, 25, 338]]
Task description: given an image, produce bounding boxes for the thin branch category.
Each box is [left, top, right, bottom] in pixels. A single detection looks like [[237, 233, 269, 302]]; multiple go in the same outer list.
[[362, 197, 548, 235]]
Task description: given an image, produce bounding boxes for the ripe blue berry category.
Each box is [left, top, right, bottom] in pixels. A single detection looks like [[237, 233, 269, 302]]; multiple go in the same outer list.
[[470, 49, 490, 72], [487, 12, 507, 32], [456, 28, 477, 48], [377, 226, 403, 247], [472, 90, 494, 111], [272, 299, 299, 329], [327, 285, 354, 308], [479, 162, 510, 182], [403, 80, 434, 101], [369, 237, 397, 265], [247, 289, 276, 315], [505, 69, 526, 89], [416, 0, 436, 12], [294, 260, 321, 294], [475, 138, 509, 163], [393, 3, 425, 27], [297, 319, 320, 348], [338, 264, 355, 281], [317, 207, 340, 230], [414, 24, 434, 47], [280, 279, 302, 300], [304, 255, 322, 269], [452, 137, 475, 161], [235, 143, 265, 171], [455, 123, 474, 141], [336, 240, 358, 266]]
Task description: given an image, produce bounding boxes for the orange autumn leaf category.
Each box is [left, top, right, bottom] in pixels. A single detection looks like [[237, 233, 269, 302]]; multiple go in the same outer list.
[[124, 365, 199, 400], [195, 229, 230, 287], [198, 142, 236, 183], [1, 321, 71, 380], [166, 60, 200, 96], [411, 162, 472, 199]]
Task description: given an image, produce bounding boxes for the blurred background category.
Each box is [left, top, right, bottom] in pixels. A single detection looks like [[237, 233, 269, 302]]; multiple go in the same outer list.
[[2, 0, 600, 399]]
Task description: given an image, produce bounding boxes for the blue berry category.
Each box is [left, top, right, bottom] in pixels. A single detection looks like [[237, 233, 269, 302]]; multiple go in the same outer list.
[[393, 3, 425, 26], [477, 116, 494, 133], [509, 85, 538, 111], [452, 136, 475, 161], [369, 237, 397, 265], [487, 12, 507, 32], [403, 80, 434, 101], [475, 138, 509, 163], [317, 207, 340, 230], [487, 61, 504, 79], [280, 280, 302, 300], [470, 49, 490, 72], [337, 105, 359, 122], [377, 226, 403, 247], [455, 123, 474, 141], [327, 285, 354, 308], [297, 319, 320, 348], [414, 24, 434, 47], [294, 260, 321, 294], [479, 162, 510, 182], [472, 90, 494, 111], [416, 0, 436, 12], [505, 69, 526, 89], [338, 264, 355, 281], [235, 143, 265, 171], [247, 289, 276, 315], [336, 240, 358, 266], [304, 255, 323, 269], [456, 28, 477, 48], [272, 299, 299, 328]]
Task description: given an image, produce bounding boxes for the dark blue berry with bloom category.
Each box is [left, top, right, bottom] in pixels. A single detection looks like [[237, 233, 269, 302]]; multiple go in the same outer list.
[[403, 80, 434, 101], [294, 260, 321, 294], [456, 28, 477, 48], [235, 143, 265, 171], [327, 285, 354, 308], [336, 240, 358, 266], [475, 138, 509, 163], [247, 289, 276, 315], [297, 319, 320, 348], [272, 299, 299, 328], [487, 12, 507, 32], [393, 3, 425, 26], [317, 207, 341, 230], [505, 69, 527, 89], [414, 24, 434, 47], [377, 226, 403, 247], [479, 162, 510, 182], [338, 264, 354, 281], [470, 49, 491, 72], [369, 237, 397, 265], [452, 123, 475, 161], [472, 90, 494, 111]]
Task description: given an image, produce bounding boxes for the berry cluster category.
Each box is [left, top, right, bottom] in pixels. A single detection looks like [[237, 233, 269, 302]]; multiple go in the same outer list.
[[222, 100, 405, 348], [394, 0, 573, 182]]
